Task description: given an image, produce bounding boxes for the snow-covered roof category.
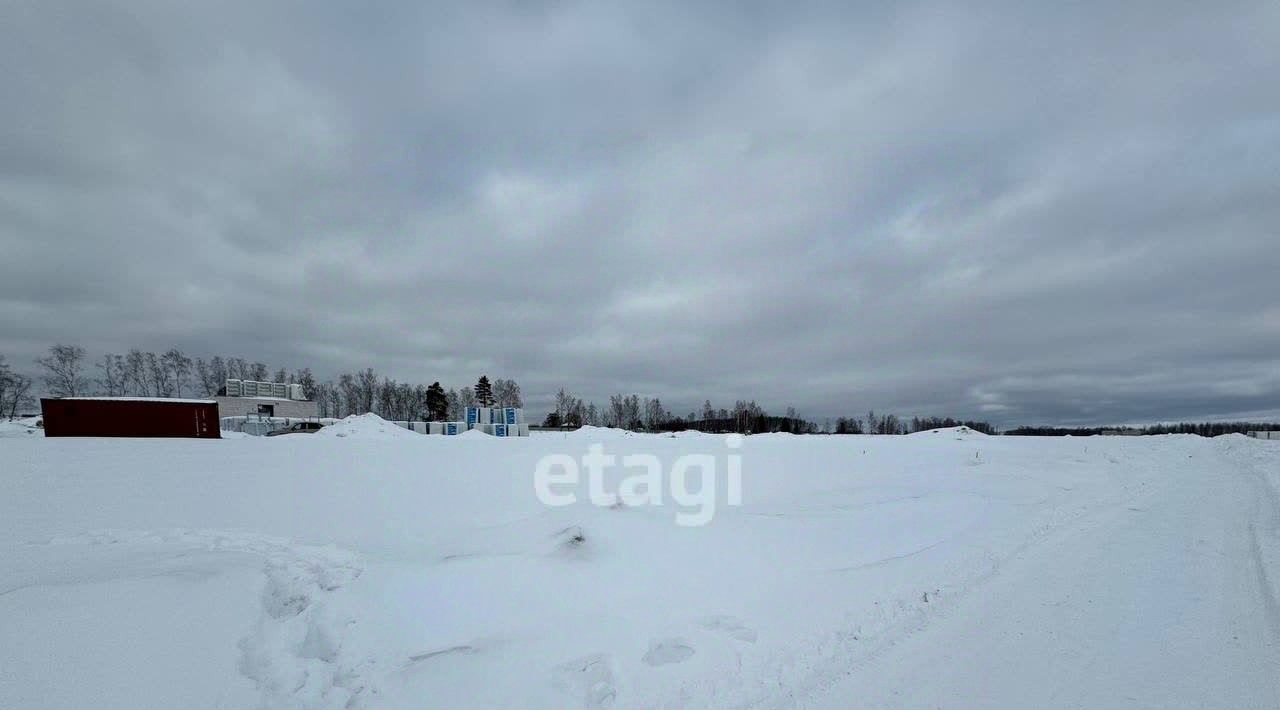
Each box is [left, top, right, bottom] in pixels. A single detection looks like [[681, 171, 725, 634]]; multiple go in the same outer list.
[[215, 395, 301, 402], [53, 396, 217, 404]]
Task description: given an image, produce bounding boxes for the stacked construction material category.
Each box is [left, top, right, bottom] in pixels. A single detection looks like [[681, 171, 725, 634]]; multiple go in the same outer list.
[[455, 406, 528, 436]]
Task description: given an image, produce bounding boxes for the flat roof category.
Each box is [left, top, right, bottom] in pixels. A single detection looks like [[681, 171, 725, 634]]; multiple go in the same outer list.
[[50, 397, 217, 404], [215, 395, 312, 402]]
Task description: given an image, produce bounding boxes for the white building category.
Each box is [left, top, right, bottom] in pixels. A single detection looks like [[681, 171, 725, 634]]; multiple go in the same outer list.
[[214, 379, 318, 419]]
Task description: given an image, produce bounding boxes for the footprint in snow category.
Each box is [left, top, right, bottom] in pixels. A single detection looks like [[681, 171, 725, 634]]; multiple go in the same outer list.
[[552, 653, 617, 708], [642, 638, 695, 666], [552, 526, 592, 560], [696, 615, 757, 643]]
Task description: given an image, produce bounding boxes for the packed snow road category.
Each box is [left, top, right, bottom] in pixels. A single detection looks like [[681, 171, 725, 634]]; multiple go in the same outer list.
[[808, 435, 1280, 709], [1, 421, 1277, 709]]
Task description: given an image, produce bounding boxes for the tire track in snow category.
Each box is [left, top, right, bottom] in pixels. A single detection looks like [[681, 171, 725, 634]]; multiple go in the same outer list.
[[1215, 438, 1280, 643], [798, 438, 1280, 709], [653, 451, 1171, 709]]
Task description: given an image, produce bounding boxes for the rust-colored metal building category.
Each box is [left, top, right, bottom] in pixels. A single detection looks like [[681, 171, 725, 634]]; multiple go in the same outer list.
[[41, 397, 221, 438]]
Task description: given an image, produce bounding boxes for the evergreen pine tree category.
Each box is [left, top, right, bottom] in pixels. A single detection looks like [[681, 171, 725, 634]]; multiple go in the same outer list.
[[474, 375, 495, 407], [425, 382, 448, 421]]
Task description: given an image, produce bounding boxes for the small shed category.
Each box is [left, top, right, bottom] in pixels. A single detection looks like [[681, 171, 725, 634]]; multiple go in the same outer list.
[[41, 397, 221, 438]]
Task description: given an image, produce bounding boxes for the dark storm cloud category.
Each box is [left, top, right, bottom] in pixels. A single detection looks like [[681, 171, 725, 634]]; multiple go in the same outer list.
[[2, 0, 1277, 425]]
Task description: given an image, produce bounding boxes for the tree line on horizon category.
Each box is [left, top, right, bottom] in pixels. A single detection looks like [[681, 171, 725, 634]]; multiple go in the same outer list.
[[0, 355, 35, 420], [311, 372, 522, 422], [1006, 422, 1280, 437], [11, 344, 521, 423], [541, 387, 999, 435], [9, 344, 1278, 436]]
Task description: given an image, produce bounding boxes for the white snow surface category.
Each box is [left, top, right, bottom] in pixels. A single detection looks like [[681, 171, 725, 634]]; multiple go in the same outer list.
[[0, 416, 43, 438], [2, 429, 1278, 709]]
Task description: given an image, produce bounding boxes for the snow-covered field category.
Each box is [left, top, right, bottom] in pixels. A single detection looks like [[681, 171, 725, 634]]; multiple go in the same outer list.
[[2, 419, 1278, 709]]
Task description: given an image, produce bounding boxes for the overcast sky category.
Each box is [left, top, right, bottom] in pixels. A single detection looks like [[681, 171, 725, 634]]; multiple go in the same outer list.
[[2, 1, 1277, 426]]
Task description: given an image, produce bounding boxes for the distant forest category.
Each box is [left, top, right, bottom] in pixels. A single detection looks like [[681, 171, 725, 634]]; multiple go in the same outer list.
[[541, 388, 998, 435], [8, 344, 1278, 437], [11, 343, 521, 423], [1006, 422, 1280, 437]]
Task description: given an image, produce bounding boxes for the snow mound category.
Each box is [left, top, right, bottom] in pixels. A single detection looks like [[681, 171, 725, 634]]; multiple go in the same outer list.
[[313, 413, 417, 439], [909, 425, 988, 438], [457, 428, 490, 439], [668, 429, 711, 438], [562, 425, 635, 439]]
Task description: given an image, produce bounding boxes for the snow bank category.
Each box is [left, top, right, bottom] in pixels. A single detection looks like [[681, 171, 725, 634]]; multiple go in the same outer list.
[[0, 417, 42, 438], [908, 425, 988, 438], [561, 425, 635, 439], [667, 429, 712, 438], [312, 413, 417, 439]]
